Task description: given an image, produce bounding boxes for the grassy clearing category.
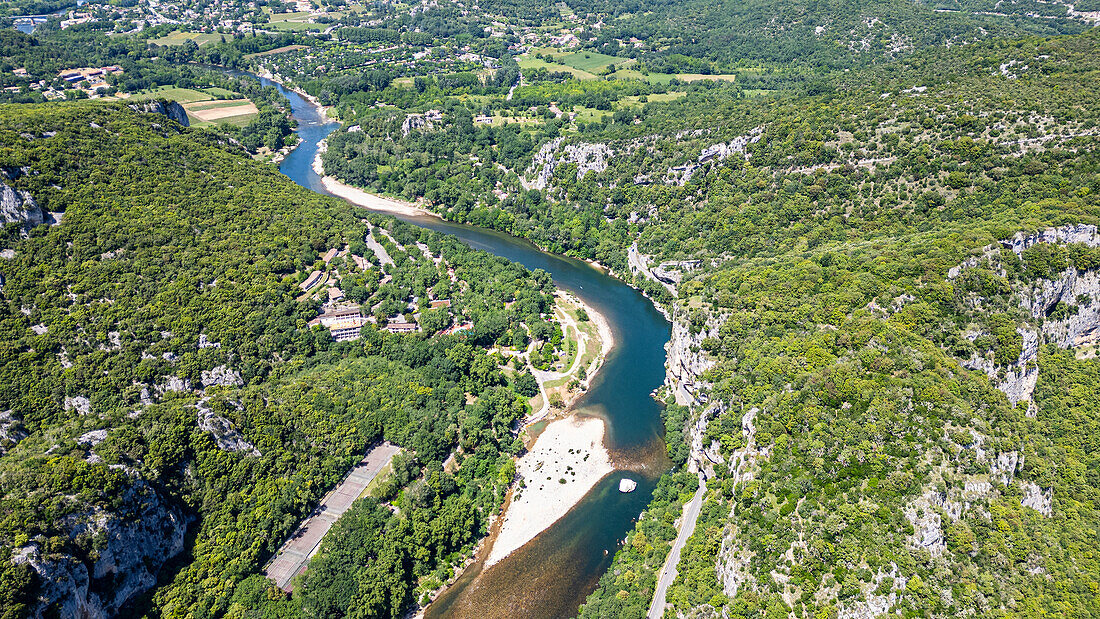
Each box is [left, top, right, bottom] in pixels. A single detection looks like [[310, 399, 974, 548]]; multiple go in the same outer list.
[[676, 73, 738, 82], [129, 86, 213, 103], [244, 44, 308, 59], [537, 294, 603, 409], [518, 55, 597, 80], [360, 459, 394, 499], [608, 68, 677, 84], [149, 31, 224, 47], [615, 92, 687, 109], [205, 87, 238, 98], [560, 51, 632, 73], [266, 20, 322, 32], [572, 106, 611, 123]]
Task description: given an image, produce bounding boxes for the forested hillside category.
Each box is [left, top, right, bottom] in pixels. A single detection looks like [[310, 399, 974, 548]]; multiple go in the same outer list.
[[309, 24, 1100, 618], [572, 31, 1100, 619], [570, 0, 1089, 71], [0, 102, 556, 618]]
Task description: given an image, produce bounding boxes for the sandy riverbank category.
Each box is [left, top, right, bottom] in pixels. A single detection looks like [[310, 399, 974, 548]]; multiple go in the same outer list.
[[311, 143, 441, 219], [486, 415, 614, 567], [584, 295, 614, 378]]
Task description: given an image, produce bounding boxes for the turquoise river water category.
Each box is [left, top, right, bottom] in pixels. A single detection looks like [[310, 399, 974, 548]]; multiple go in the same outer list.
[[261, 75, 672, 618]]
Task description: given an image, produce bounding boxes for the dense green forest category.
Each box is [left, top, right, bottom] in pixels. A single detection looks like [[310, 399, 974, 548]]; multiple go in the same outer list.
[[3, 0, 1100, 614], [0, 102, 558, 617], [571, 30, 1100, 619], [308, 21, 1100, 618]]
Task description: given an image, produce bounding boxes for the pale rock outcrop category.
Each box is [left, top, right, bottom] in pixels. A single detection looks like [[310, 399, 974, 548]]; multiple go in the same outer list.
[[665, 316, 717, 407], [0, 409, 27, 453], [197, 334, 220, 349], [64, 396, 91, 416], [12, 480, 189, 617], [953, 225, 1100, 408], [525, 138, 612, 190], [76, 429, 108, 446], [652, 260, 704, 287], [200, 365, 243, 389], [1020, 481, 1053, 517], [627, 242, 676, 298], [0, 182, 48, 230], [158, 376, 190, 394], [666, 127, 763, 186], [905, 496, 946, 557], [716, 408, 768, 598], [196, 399, 259, 456], [836, 564, 908, 619], [989, 450, 1021, 486], [401, 109, 442, 137], [129, 101, 189, 127]]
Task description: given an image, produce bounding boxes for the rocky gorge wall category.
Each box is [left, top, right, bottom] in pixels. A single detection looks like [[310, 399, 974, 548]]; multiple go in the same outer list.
[[12, 479, 190, 618], [951, 224, 1100, 413]]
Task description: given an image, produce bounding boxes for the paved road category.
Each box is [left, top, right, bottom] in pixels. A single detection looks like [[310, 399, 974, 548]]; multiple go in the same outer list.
[[264, 442, 400, 590], [648, 476, 707, 619]]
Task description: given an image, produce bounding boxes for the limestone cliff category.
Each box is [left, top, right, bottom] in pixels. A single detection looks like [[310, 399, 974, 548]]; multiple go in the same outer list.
[[11, 479, 189, 618], [951, 224, 1100, 411], [129, 101, 190, 128]]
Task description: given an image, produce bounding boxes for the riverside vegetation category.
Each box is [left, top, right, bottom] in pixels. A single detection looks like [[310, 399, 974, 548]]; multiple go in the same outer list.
[[304, 23, 1100, 619], [0, 102, 573, 617], [3, 0, 1100, 616]]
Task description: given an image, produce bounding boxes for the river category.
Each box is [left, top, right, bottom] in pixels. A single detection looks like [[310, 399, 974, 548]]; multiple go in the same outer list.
[[259, 74, 672, 618]]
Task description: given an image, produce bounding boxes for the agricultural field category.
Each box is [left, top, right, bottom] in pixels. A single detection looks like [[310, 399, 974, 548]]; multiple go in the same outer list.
[[263, 9, 324, 32], [148, 31, 225, 47], [127, 86, 222, 103], [518, 55, 598, 80], [182, 98, 259, 125]]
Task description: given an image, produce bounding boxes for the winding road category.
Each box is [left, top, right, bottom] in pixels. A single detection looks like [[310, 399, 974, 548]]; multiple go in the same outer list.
[[648, 475, 707, 619]]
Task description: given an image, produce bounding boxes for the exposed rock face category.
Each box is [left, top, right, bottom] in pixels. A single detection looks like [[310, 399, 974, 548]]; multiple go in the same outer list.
[[836, 564, 908, 619], [63, 396, 92, 416], [400, 109, 441, 137], [0, 409, 27, 453], [200, 364, 243, 388], [525, 138, 612, 190], [627, 242, 677, 298], [905, 495, 946, 557], [76, 429, 109, 446], [652, 260, 704, 286], [1020, 481, 1053, 517], [12, 480, 189, 617], [666, 126, 763, 186], [158, 376, 190, 394], [716, 408, 768, 598], [196, 399, 259, 456], [665, 315, 717, 407], [951, 224, 1100, 408], [197, 334, 221, 349], [0, 182, 49, 231], [129, 101, 189, 127]]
